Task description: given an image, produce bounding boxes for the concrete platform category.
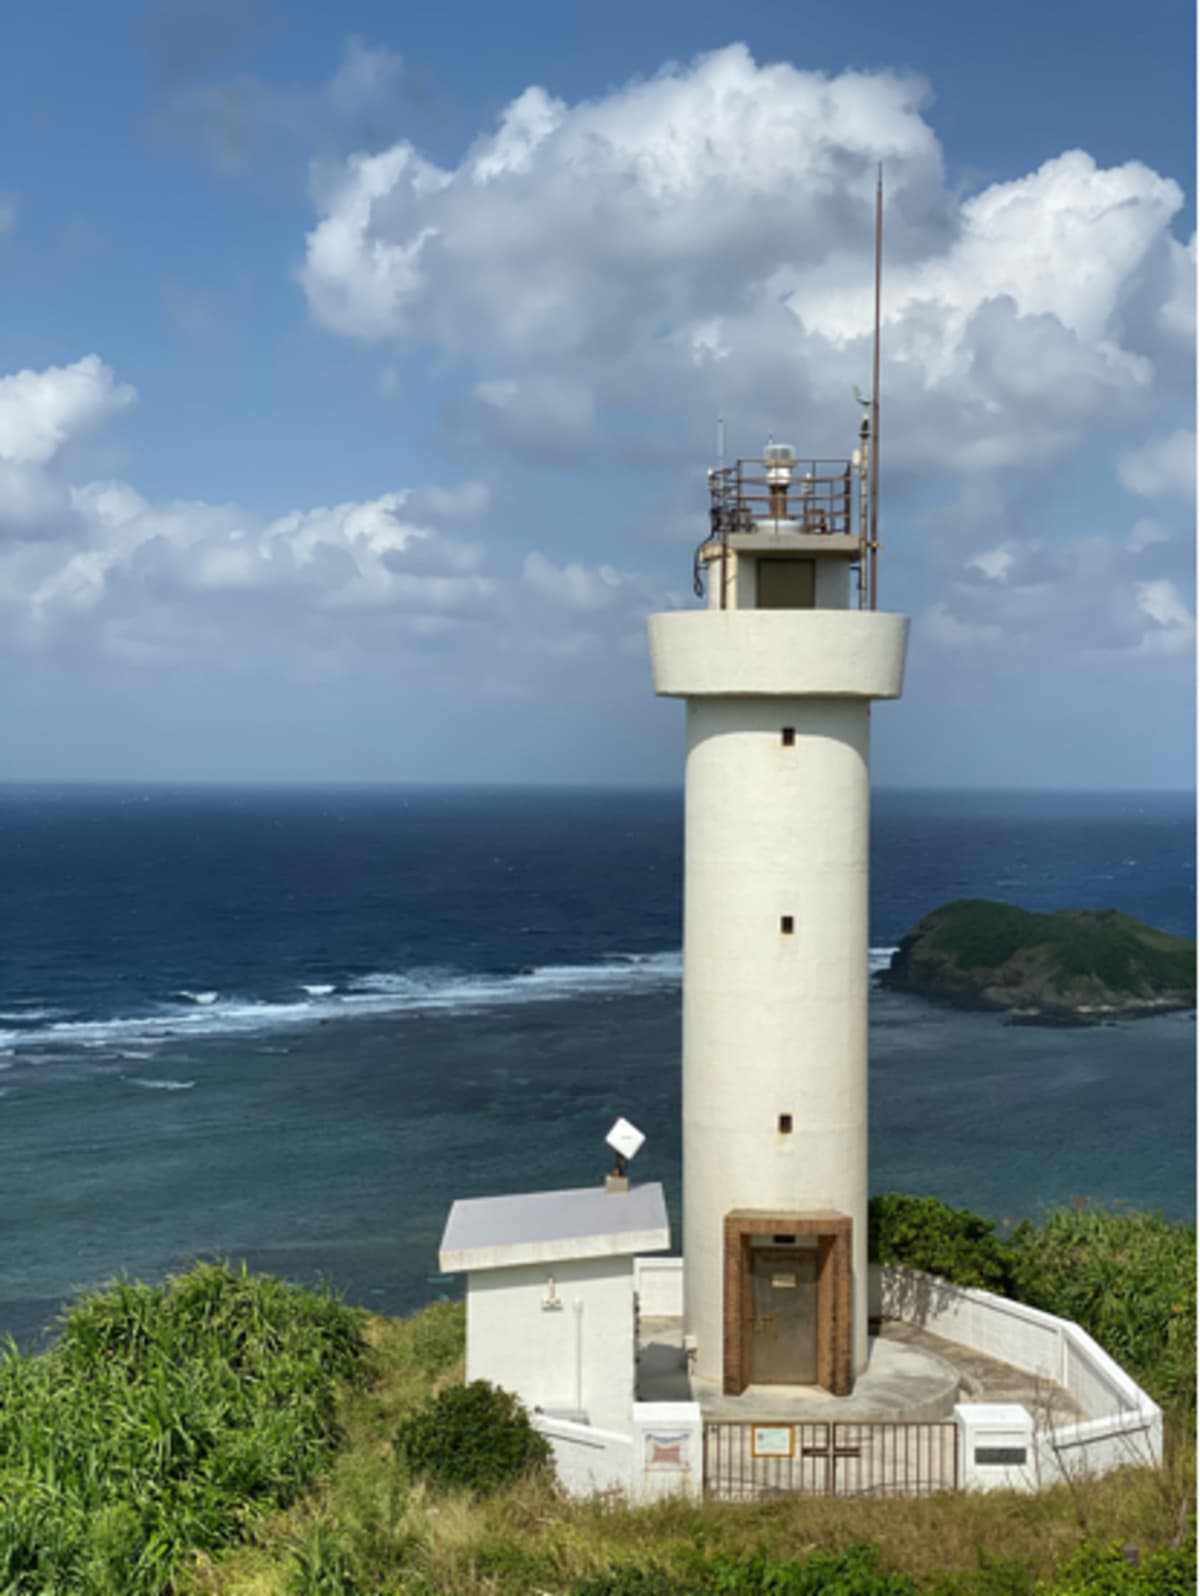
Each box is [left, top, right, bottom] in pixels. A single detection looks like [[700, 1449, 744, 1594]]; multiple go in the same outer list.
[[636, 1317, 1084, 1425], [637, 1318, 961, 1421]]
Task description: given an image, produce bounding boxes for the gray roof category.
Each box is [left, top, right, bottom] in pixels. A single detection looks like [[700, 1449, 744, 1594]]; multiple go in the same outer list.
[[439, 1181, 670, 1273]]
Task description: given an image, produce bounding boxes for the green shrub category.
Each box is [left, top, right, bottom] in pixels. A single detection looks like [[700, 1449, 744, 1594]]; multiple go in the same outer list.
[[1008, 1206, 1196, 1408], [1039, 1538, 1196, 1595], [869, 1193, 1013, 1293], [0, 1262, 370, 1595], [393, 1379, 552, 1494]]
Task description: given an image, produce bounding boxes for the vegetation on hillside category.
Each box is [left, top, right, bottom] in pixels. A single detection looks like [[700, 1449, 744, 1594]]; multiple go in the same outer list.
[[0, 1262, 369, 1594], [0, 1203, 1191, 1594], [881, 900, 1196, 1018]]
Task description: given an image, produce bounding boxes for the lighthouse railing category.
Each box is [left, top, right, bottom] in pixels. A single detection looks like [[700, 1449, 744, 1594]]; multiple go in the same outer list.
[[694, 454, 869, 606]]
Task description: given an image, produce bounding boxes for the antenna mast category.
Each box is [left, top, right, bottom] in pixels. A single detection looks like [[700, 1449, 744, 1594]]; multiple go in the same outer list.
[[869, 166, 883, 611]]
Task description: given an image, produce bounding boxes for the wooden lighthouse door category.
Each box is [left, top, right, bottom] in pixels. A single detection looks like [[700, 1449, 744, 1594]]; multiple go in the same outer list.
[[749, 1248, 817, 1384]]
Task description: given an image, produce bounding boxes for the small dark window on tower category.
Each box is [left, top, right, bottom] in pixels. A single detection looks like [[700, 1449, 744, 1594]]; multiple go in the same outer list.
[[778, 1114, 793, 1134], [780, 915, 794, 934], [781, 727, 795, 747]]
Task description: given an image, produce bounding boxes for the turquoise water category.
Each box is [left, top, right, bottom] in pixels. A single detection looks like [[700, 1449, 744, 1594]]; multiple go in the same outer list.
[[0, 785, 1193, 1342]]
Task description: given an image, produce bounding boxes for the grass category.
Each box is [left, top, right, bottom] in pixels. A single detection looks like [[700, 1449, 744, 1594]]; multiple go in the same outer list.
[[0, 1212, 1191, 1593], [181, 1297, 1195, 1596]]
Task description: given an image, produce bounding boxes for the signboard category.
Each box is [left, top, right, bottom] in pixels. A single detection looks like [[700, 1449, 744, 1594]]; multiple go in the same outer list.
[[644, 1431, 691, 1470], [750, 1424, 795, 1459]]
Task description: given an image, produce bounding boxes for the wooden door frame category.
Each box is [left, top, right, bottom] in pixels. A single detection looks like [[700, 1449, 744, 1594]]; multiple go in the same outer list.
[[723, 1210, 852, 1396]]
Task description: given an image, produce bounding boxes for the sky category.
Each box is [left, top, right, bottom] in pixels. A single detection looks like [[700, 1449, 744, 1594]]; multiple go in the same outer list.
[[0, 0, 1194, 789]]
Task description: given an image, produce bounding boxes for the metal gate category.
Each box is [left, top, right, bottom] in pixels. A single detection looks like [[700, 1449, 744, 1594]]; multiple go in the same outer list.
[[703, 1421, 960, 1500]]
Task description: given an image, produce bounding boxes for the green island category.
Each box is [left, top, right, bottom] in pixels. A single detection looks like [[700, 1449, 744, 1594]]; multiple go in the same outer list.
[[879, 901, 1197, 1025], [0, 1198, 1192, 1595]]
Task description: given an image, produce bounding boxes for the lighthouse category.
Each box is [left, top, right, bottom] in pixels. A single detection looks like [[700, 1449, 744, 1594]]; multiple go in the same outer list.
[[648, 420, 908, 1398]]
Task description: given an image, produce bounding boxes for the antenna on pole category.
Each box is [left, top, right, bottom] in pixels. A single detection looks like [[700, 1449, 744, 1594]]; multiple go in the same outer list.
[[869, 164, 883, 611], [716, 415, 725, 473]]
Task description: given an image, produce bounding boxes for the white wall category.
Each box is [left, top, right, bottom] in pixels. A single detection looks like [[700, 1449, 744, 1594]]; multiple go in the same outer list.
[[466, 1256, 635, 1435], [532, 1402, 704, 1502], [632, 1402, 704, 1501], [532, 1414, 634, 1498], [873, 1264, 1062, 1384], [634, 1256, 683, 1319], [874, 1264, 1163, 1485]]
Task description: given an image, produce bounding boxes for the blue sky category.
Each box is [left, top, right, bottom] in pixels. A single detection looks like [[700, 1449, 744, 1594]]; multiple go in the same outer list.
[[0, 0, 1194, 786]]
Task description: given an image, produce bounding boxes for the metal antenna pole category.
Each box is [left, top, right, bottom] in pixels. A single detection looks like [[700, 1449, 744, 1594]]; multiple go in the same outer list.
[[869, 166, 883, 611]]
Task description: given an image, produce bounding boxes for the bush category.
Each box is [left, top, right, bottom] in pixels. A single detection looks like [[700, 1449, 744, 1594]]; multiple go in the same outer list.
[[0, 1262, 369, 1595], [393, 1379, 552, 1494], [869, 1193, 1013, 1293], [1007, 1206, 1196, 1408], [1039, 1539, 1196, 1595]]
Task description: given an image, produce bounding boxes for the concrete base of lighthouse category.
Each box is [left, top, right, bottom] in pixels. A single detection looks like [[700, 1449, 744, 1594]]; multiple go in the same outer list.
[[637, 1322, 962, 1423]]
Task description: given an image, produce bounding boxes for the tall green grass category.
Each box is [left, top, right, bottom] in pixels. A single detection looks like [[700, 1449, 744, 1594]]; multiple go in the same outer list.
[[0, 1262, 369, 1594]]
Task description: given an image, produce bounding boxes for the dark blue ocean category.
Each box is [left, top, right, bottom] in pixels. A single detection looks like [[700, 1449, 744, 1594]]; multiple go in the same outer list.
[[1, 785, 1194, 1344]]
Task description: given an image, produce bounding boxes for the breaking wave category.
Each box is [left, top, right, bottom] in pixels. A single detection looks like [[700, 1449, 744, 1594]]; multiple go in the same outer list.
[[0, 953, 681, 1055], [0, 947, 900, 1057]]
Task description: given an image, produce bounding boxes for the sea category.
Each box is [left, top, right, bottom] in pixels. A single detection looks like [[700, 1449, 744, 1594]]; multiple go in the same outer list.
[[0, 784, 1194, 1346]]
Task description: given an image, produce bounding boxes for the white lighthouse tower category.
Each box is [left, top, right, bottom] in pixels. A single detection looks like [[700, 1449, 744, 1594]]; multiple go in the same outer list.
[[648, 410, 908, 1398]]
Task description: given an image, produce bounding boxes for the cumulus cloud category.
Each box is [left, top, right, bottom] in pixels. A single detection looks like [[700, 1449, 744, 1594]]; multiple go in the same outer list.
[[0, 354, 663, 676], [0, 355, 135, 466], [916, 601, 1002, 648], [1117, 428, 1196, 500], [290, 40, 1196, 690], [1130, 578, 1195, 655], [298, 45, 1190, 491]]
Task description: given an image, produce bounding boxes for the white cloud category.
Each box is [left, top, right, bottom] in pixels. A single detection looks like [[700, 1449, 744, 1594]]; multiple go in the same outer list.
[[0, 353, 665, 674], [522, 551, 623, 612], [965, 546, 1015, 582], [916, 601, 1002, 648], [298, 45, 1190, 487], [1127, 517, 1170, 552], [1130, 578, 1195, 655], [1117, 429, 1196, 501], [0, 355, 135, 465]]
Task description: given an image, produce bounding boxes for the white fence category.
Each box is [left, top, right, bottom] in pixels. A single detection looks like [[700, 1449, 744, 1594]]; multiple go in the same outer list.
[[872, 1264, 1162, 1486]]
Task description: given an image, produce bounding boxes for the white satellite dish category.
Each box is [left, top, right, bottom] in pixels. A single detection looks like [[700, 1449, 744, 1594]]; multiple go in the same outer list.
[[606, 1117, 646, 1162]]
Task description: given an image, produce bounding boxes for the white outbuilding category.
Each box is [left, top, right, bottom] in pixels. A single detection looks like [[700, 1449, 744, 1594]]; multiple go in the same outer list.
[[439, 1180, 670, 1435]]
